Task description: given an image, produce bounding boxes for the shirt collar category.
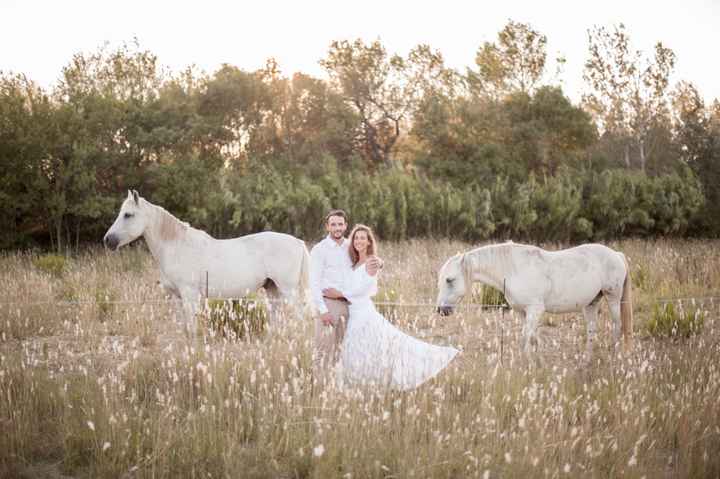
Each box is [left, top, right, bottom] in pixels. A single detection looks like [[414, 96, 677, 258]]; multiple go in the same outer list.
[[325, 235, 348, 247]]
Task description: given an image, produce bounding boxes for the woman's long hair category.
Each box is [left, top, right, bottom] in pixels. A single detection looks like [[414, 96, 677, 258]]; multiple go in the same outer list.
[[348, 224, 378, 267]]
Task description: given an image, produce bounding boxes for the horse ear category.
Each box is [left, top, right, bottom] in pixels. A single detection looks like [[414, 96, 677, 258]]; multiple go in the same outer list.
[[132, 190, 139, 204], [127, 190, 133, 201]]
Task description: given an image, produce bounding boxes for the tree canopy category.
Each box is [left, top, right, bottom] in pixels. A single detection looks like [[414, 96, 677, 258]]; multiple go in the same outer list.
[[1, 22, 717, 251]]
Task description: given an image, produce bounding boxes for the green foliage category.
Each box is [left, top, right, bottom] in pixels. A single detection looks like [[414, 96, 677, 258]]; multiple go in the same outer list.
[[503, 88, 598, 175], [0, 35, 716, 250], [228, 163, 329, 238], [321, 39, 450, 168], [646, 302, 705, 339], [478, 285, 509, 310], [632, 263, 651, 291], [530, 171, 591, 241], [673, 85, 720, 236], [32, 254, 68, 277], [583, 169, 704, 239], [94, 286, 116, 323], [204, 296, 268, 340], [469, 20, 550, 97], [413, 87, 597, 184], [583, 24, 676, 173]]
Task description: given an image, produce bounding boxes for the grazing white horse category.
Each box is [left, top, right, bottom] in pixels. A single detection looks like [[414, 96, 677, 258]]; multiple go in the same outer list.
[[436, 242, 633, 357], [103, 190, 313, 334]]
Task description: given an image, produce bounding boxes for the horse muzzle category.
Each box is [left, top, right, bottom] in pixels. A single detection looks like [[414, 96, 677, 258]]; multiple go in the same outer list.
[[103, 233, 119, 250], [436, 305, 454, 316]]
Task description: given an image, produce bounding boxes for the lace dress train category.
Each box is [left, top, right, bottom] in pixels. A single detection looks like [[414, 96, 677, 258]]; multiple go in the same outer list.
[[336, 264, 459, 391]]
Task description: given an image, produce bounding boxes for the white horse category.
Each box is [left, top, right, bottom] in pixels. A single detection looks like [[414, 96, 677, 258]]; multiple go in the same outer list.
[[103, 190, 313, 334], [436, 242, 633, 357]]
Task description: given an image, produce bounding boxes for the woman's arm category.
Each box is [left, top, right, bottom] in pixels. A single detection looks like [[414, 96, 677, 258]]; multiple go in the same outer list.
[[366, 255, 382, 276], [341, 268, 378, 303]]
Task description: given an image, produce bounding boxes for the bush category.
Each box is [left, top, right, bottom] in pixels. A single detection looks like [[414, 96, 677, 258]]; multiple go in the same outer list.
[[94, 286, 116, 322], [478, 285, 509, 310], [582, 169, 704, 239], [32, 254, 68, 277], [203, 295, 268, 339], [646, 302, 705, 339], [10, 162, 705, 249]]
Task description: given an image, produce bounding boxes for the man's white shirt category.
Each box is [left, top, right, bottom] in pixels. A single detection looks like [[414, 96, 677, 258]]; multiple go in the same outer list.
[[310, 235, 353, 314]]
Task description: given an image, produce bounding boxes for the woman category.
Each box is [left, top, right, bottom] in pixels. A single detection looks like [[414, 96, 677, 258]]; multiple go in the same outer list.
[[323, 224, 459, 391]]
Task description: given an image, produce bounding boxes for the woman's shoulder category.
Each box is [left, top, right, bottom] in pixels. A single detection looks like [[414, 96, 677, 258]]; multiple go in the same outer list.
[[360, 262, 379, 277], [351, 262, 368, 272]]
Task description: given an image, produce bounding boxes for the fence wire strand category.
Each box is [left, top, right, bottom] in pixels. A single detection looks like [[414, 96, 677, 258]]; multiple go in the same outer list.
[[0, 296, 718, 308]]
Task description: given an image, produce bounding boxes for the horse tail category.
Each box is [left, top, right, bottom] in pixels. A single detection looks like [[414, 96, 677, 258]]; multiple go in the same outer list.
[[620, 253, 634, 351]]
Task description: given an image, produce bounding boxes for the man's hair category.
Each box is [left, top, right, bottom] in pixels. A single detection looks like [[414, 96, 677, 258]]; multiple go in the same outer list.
[[325, 209, 348, 224]]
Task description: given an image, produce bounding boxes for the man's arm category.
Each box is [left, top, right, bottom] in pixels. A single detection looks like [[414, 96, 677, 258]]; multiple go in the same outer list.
[[309, 243, 329, 315]]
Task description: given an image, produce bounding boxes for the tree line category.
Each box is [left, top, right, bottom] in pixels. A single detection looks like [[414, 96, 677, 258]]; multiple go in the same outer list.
[[1, 21, 718, 251]]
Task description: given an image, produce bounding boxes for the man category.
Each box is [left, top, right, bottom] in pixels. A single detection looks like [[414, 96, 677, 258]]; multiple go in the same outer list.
[[309, 209, 380, 385]]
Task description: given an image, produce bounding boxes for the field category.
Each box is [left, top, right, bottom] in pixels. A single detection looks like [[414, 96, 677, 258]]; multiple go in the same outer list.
[[1, 238, 720, 478]]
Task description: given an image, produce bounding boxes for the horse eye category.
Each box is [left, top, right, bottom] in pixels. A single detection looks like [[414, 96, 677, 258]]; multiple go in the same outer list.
[[124, 212, 134, 219], [446, 278, 453, 284]]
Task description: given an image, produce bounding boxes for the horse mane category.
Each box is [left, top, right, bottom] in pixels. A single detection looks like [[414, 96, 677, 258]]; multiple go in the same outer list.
[[465, 242, 520, 283], [145, 201, 210, 242], [460, 253, 473, 295]]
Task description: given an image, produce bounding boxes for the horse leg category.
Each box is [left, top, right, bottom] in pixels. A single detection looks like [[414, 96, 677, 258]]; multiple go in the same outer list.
[[522, 306, 544, 355], [583, 300, 601, 362], [269, 278, 306, 322], [604, 292, 623, 349], [179, 288, 202, 338], [261, 279, 283, 327]]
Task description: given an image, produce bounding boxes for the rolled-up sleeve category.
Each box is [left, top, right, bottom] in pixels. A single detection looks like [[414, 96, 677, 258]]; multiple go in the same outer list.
[[309, 243, 328, 314]]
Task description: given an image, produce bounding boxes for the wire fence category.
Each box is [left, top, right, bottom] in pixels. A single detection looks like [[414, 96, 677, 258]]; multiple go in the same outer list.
[[0, 295, 719, 309]]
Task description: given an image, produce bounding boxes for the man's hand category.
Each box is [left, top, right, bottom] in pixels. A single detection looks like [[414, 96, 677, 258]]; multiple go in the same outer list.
[[366, 255, 384, 276], [322, 287, 343, 299], [320, 312, 335, 327]]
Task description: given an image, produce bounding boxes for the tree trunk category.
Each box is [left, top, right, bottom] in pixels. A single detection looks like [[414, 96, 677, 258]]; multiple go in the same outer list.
[[639, 137, 646, 173], [624, 144, 631, 168], [55, 219, 63, 254], [75, 221, 81, 251]]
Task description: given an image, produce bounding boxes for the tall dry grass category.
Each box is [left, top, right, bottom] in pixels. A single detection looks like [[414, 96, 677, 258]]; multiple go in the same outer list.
[[1, 239, 720, 478]]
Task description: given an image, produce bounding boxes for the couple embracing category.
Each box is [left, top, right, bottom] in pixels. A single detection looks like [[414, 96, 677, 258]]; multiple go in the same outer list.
[[310, 209, 459, 391]]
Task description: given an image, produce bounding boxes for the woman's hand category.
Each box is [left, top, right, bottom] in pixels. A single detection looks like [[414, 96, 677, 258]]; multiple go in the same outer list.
[[366, 255, 383, 276], [322, 287, 344, 299]]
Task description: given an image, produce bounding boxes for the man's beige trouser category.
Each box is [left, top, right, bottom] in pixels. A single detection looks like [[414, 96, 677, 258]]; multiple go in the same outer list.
[[313, 297, 349, 386]]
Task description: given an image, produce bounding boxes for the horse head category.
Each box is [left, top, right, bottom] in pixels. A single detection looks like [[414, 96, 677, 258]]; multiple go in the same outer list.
[[103, 190, 149, 250], [436, 253, 470, 316]]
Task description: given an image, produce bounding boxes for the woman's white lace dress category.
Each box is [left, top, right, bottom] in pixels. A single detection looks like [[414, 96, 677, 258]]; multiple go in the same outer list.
[[336, 263, 459, 391]]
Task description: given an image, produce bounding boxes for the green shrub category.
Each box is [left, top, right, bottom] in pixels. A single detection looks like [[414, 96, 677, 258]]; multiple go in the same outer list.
[[478, 285, 509, 310], [633, 263, 650, 291], [94, 286, 116, 322], [204, 295, 268, 339], [32, 254, 68, 277], [647, 302, 705, 338]]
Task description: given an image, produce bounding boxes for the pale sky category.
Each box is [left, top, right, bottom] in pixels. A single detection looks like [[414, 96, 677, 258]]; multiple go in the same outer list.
[[2, 0, 719, 103]]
